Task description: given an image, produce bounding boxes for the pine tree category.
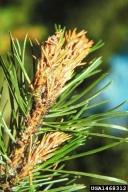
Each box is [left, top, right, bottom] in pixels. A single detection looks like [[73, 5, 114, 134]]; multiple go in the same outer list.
[[0, 25, 128, 191]]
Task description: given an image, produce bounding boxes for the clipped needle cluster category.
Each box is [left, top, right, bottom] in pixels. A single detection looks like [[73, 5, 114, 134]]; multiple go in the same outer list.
[[3, 28, 93, 188]]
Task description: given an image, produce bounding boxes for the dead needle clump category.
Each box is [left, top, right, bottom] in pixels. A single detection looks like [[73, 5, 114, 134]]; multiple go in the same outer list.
[[18, 132, 72, 180], [33, 28, 93, 109]]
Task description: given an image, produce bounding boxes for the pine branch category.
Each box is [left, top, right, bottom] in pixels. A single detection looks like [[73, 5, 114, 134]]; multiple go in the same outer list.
[[0, 28, 93, 190], [0, 26, 128, 191]]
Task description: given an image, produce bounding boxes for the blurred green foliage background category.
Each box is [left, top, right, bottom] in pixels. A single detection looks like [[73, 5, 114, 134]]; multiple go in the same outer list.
[[0, 0, 128, 191]]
